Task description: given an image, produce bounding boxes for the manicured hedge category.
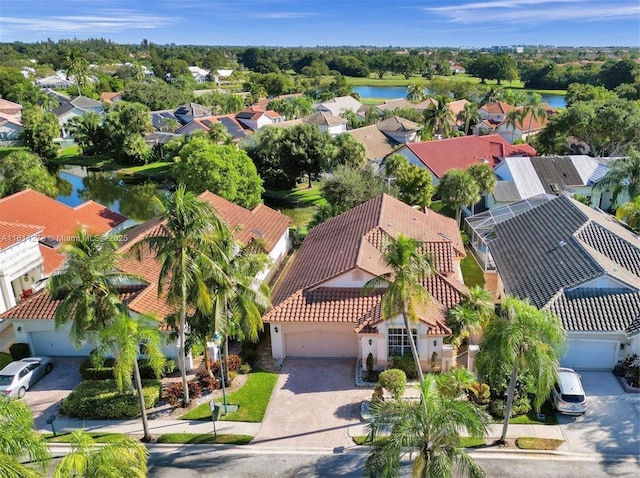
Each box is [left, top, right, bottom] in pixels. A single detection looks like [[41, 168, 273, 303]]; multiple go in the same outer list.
[[79, 357, 175, 381], [60, 380, 162, 419]]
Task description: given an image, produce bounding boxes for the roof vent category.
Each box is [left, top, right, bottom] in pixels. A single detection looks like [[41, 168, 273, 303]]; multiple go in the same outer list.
[[39, 236, 60, 249], [550, 183, 560, 194], [558, 240, 566, 248], [250, 228, 265, 238]]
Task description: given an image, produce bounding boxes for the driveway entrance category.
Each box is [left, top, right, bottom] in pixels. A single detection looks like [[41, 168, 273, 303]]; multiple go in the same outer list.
[[252, 359, 371, 448], [557, 370, 640, 457]]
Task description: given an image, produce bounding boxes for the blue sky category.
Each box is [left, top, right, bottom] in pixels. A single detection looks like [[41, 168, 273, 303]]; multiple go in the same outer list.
[[1, 0, 638, 47]]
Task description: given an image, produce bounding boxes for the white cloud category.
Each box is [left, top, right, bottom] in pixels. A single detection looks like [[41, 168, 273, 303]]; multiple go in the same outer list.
[[426, 1, 640, 24]]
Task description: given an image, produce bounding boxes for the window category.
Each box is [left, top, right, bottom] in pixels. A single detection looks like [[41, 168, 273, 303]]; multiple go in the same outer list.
[[388, 327, 418, 357]]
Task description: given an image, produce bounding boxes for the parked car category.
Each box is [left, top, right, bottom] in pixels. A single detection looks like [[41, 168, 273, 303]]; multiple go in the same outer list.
[[0, 357, 54, 398], [552, 367, 588, 415]]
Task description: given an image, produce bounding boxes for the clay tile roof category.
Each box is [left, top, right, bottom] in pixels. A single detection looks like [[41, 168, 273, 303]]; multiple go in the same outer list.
[[0, 221, 42, 251], [405, 134, 536, 179], [0, 189, 127, 274], [482, 101, 514, 115]]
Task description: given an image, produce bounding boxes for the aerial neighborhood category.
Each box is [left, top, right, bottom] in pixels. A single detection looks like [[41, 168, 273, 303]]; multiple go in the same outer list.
[[0, 33, 638, 477]]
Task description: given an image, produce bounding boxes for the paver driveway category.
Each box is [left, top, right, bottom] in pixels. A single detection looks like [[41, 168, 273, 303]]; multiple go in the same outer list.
[[557, 370, 640, 457], [22, 357, 83, 429], [252, 359, 371, 448]]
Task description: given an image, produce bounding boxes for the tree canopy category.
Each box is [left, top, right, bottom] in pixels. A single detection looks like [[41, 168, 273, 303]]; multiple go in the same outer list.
[[0, 150, 58, 198]]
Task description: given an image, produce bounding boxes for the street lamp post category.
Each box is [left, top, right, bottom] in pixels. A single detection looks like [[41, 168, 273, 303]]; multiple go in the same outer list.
[[212, 331, 228, 415]]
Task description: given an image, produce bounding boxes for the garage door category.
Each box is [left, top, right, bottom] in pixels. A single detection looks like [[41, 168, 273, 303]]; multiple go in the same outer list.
[[561, 339, 618, 370], [285, 330, 358, 358], [29, 331, 94, 356]]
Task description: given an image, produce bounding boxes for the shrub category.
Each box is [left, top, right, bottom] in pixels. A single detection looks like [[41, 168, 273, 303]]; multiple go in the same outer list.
[[390, 354, 418, 380], [239, 363, 252, 374], [60, 380, 161, 419], [378, 369, 407, 400], [468, 382, 491, 406], [228, 371, 238, 383], [210, 354, 243, 376], [239, 341, 260, 366], [488, 395, 532, 419], [371, 385, 385, 404], [9, 343, 30, 361], [195, 371, 221, 391], [366, 352, 374, 374], [164, 380, 202, 407], [80, 357, 176, 380]]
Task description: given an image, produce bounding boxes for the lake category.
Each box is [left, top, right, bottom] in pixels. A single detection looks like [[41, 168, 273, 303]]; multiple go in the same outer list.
[[56, 169, 164, 222], [353, 86, 566, 108]]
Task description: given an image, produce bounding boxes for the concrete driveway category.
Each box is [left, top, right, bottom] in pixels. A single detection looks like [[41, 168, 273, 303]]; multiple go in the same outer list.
[[252, 359, 371, 449], [557, 370, 640, 457], [22, 357, 83, 429]]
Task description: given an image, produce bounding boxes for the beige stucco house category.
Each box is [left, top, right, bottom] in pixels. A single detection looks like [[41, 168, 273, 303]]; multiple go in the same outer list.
[[263, 194, 469, 372]]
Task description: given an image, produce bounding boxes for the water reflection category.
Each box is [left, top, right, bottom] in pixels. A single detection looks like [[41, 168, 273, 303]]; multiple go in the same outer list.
[[57, 169, 164, 222]]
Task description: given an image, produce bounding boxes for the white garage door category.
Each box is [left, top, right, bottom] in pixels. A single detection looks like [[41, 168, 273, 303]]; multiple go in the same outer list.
[[29, 331, 94, 356], [561, 339, 618, 370], [285, 330, 358, 358]]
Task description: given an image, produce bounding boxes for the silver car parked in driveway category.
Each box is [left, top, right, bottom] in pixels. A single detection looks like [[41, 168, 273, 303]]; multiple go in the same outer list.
[[552, 367, 588, 415], [0, 357, 54, 398]]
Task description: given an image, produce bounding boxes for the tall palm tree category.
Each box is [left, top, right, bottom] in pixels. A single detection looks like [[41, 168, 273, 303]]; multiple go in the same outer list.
[[505, 108, 524, 144], [521, 93, 547, 140], [66, 112, 104, 156], [407, 82, 426, 103], [480, 87, 503, 106], [365, 373, 489, 478], [423, 95, 455, 139], [437, 169, 481, 227], [616, 195, 640, 232], [53, 430, 148, 478], [95, 313, 166, 442], [47, 228, 134, 349], [475, 296, 566, 444], [38, 92, 59, 112], [131, 185, 227, 405], [596, 149, 640, 207], [456, 102, 481, 136], [65, 50, 90, 96], [0, 398, 51, 478], [447, 285, 495, 348], [363, 235, 436, 383]]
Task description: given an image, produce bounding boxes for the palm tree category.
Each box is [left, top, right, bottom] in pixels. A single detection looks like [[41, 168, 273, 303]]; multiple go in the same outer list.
[[66, 112, 104, 156], [616, 195, 640, 231], [456, 102, 481, 136], [0, 398, 51, 478], [467, 163, 497, 214], [47, 228, 133, 349], [38, 92, 59, 112], [65, 50, 90, 96], [447, 285, 495, 348], [95, 313, 166, 442], [505, 109, 524, 144], [53, 430, 148, 478], [521, 93, 547, 140], [363, 234, 436, 383], [437, 169, 481, 227], [596, 149, 640, 208], [407, 82, 426, 103], [475, 296, 566, 444], [131, 185, 227, 405], [365, 373, 489, 478], [480, 87, 503, 106], [423, 95, 454, 139]]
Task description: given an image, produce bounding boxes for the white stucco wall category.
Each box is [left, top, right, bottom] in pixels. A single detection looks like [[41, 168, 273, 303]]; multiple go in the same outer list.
[[0, 237, 44, 314], [318, 268, 377, 288]]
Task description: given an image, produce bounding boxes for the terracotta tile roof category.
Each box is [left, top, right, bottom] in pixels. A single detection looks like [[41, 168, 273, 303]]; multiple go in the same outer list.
[[100, 92, 122, 104], [482, 101, 515, 115], [0, 221, 42, 251], [404, 134, 536, 179], [0, 189, 127, 274], [198, 191, 291, 253]]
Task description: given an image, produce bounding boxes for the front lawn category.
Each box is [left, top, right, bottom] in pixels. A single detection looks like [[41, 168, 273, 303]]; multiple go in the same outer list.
[[264, 182, 326, 230], [0, 352, 12, 369], [156, 433, 253, 445], [507, 401, 558, 425], [461, 252, 485, 288], [181, 371, 278, 422], [516, 437, 564, 450], [353, 435, 485, 448], [43, 432, 127, 443]]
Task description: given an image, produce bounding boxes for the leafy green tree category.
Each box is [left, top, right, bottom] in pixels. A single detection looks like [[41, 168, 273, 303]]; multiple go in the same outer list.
[[0, 150, 58, 198], [447, 285, 495, 348], [66, 112, 105, 156], [480, 87, 503, 106], [596, 149, 640, 207], [467, 163, 497, 214], [95, 313, 165, 441], [208, 122, 233, 144], [616, 195, 640, 232], [279, 123, 334, 188], [320, 164, 385, 216], [241, 127, 295, 190], [385, 154, 436, 208], [0, 398, 50, 478], [423, 95, 455, 139], [103, 101, 153, 164], [173, 133, 264, 208], [467, 54, 516, 85], [600, 58, 639, 91], [330, 133, 367, 170], [407, 81, 426, 103], [131, 186, 227, 405], [64, 49, 90, 96], [365, 374, 488, 478], [47, 228, 133, 348], [475, 296, 566, 444], [363, 235, 436, 383], [123, 80, 193, 110], [20, 106, 60, 160], [53, 430, 148, 478], [437, 169, 480, 226]]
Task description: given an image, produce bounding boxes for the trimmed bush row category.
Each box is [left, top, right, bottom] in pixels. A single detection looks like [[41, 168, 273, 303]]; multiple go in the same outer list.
[[61, 380, 162, 419], [79, 357, 176, 381]]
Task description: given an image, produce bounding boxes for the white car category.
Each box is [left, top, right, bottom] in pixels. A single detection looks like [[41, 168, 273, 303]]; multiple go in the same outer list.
[[552, 367, 587, 415], [0, 357, 54, 398]]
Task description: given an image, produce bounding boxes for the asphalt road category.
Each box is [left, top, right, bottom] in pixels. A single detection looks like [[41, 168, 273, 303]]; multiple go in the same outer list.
[[140, 446, 640, 478]]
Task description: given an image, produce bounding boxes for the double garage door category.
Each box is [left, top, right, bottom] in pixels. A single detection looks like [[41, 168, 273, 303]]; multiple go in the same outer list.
[[283, 324, 358, 358], [29, 331, 94, 356], [561, 338, 619, 370]]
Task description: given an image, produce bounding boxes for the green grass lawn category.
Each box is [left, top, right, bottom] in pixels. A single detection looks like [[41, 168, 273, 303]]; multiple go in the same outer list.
[[516, 437, 564, 450], [429, 201, 456, 219], [507, 401, 558, 425], [180, 371, 278, 422], [264, 183, 326, 230], [353, 435, 485, 448], [156, 433, 253, 445], [43, 432, 127, 443], [461, 251, 485, 288], [119, 162, 174, 179], [0, 352, 12, 369]]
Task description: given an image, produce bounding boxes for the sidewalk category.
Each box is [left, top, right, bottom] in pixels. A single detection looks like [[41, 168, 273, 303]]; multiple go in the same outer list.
[[38, 417, 261, 438]]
